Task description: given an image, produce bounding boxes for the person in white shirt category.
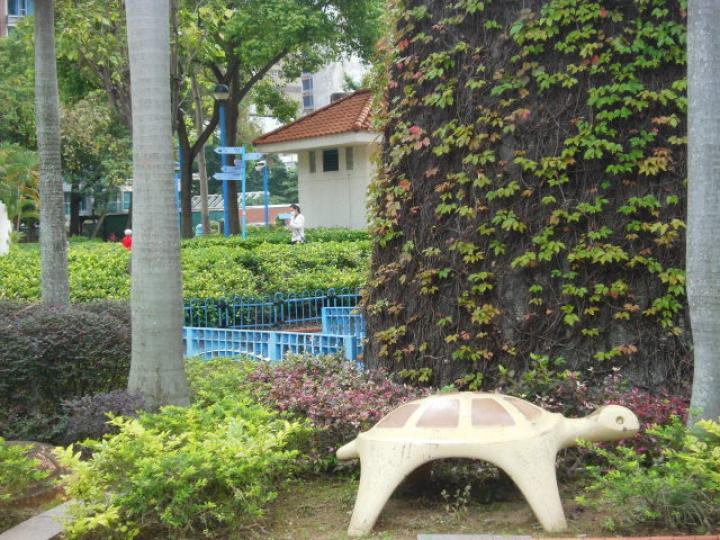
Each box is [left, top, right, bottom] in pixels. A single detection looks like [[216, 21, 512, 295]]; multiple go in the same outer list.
[[287, 204, 305, 244]]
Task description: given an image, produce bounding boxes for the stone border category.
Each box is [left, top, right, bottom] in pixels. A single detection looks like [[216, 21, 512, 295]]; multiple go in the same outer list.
[[0, 501, 70, 540]]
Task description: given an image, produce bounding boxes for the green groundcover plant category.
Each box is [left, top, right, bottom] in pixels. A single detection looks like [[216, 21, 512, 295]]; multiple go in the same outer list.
[[56, 359, 311, 539], [0, 228, 370, 301], [0, 437, 50, 502], [578, 417, 720, 532]]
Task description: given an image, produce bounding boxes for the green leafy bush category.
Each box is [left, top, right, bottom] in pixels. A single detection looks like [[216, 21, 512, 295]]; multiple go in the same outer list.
[[0, 437, 50, 502], [579, 417, 720, 532], [0, 303, 130, 441], [0, 229, 370, 301], [57, 359, 310, 539]]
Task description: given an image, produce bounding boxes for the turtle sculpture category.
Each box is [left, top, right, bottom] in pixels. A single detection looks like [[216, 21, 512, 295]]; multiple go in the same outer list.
[[337, 392, 639, 537]]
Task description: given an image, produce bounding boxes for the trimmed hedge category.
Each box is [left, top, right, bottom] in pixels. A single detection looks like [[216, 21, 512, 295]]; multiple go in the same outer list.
[[0, 302, 131, 441], [0, 229, 370, 302]]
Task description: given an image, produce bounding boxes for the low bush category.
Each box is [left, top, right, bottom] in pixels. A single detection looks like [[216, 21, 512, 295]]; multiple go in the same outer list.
[[58, 359, 310, 539], [579, 417, 720, 532], [0, 303, 130, 442], [0, 230, 370, 301], [0, 437, 50, 502], [61, 391, 145, 443], [248, 354, 425, 470]]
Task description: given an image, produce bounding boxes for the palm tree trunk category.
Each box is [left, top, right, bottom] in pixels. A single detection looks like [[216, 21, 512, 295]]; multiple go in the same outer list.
[[34, 0, 69, 306], [125, 0, 189, 408], [687, 0, 720, 423]]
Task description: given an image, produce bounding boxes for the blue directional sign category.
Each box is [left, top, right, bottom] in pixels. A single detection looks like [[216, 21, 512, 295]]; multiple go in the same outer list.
[[213, 172, 243, 181], [215, 146, 246, 155], [244, 152, 264, 160], [221, 165, 243, 173]]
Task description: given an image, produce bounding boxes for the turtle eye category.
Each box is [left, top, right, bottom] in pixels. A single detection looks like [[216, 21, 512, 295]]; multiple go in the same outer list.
[[615, 416, 624, 425]]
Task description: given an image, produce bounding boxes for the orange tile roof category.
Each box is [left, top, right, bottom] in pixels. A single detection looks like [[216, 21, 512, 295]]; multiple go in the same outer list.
[[253, 89, 374, 146]]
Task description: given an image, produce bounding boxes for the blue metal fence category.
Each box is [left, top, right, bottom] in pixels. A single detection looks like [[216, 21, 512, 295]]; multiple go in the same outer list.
[[321, 306, 365, 338], [183, 326, 360, 362], [184, 287, 361, 329]]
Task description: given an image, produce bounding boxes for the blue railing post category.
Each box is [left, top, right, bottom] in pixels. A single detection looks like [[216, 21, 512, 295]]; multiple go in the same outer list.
[[269, 331, 280, 361]]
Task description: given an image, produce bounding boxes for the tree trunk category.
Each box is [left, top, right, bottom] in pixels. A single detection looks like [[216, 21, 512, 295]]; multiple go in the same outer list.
[[34, 0, 69, 307], [125, 0, 189, 408], [191, 73, 211, 235], [225, 92, 240, 235], [69, 184, 81, 236], [91, 213, 106, 239], [177, 112, 194, 238], [687, 0, 720, 423]]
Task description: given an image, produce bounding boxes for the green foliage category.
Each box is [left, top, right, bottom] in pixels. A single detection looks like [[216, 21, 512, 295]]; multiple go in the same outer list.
[[0, 20, 36, 148], [61, 91, 132, 211], [0, 438, 50, 502], [366, 0, 689, 390], [0, 229, 369, 301], [57, 359, 310, 539], [0, 143, 39, 230], [0, 302, 131, 441], [579, 417, 720, 532]]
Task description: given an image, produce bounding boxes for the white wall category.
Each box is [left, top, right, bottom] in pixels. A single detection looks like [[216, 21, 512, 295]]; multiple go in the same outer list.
[[297, 143, 374, 229]]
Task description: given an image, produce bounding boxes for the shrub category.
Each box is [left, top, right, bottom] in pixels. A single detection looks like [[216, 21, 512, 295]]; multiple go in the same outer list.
[[248, 354, 425, 470], [579, 417, 720, 532], [0, 437, 50, 502], [57, 371, 309, 539], [61, 391, 145, 443], [0, 303, 130, 442], [0, 231, 370, 301]]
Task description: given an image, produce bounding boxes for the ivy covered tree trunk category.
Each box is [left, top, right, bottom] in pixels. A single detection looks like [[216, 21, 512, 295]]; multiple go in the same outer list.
[[34, 0, 69, 306], [365, 0, 690, 391], [687, 0, 720, 422]]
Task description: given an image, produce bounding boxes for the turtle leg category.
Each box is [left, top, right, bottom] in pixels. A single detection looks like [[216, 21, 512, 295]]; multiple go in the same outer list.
[[497, 447, 567, 532], [347, 446, 417, 537]]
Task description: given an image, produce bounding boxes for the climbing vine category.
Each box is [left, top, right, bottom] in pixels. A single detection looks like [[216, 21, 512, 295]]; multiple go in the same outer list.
[[365, 0, 689, 391]]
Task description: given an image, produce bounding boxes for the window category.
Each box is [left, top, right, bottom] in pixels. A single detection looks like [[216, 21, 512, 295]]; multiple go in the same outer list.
[[302, 77, 313, 91], [308, 151, 316, 173], [302, 95, 314, 110], [63, 193, 70, 215], [123, 192, 132, 211], [8, 0, 32, 16], [345, 147, 354, 170], [323, 149, 339, 172]]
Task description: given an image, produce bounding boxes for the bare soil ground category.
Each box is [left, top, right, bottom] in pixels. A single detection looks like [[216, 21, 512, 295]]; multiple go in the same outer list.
[[247, 475, 618, 540]]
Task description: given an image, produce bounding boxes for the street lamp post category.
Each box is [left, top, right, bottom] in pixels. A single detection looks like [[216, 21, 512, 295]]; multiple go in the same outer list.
[[255, 160, 270, 228], [213, 84, 231, 237]]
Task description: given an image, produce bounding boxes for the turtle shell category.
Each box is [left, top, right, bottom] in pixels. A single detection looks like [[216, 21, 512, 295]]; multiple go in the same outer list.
[[359, 392, 561, 444]]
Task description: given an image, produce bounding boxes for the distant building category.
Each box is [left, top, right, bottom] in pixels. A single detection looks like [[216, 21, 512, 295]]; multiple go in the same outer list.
[[253, 89, 379, 230], [0, 0, 33, 37], [190, 194, 291, 231], [299, 56, 367, 115]]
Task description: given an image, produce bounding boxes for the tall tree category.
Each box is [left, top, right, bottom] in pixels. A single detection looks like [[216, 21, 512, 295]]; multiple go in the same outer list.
[[56, 0, 384, 237], [34, 0, 69, 306], [687, 0, 720, 422], [125, 0, 189, 407]]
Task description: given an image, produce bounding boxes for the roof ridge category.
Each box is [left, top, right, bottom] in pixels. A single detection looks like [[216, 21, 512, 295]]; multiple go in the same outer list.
[[253, 89, 374, 146]]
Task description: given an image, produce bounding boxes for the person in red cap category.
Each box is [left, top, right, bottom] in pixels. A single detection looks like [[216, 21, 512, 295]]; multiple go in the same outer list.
[[121, 229, 133, 250]]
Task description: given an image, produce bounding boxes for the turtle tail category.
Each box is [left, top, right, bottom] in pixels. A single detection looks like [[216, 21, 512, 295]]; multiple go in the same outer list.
[[336, 439, 359, 460]]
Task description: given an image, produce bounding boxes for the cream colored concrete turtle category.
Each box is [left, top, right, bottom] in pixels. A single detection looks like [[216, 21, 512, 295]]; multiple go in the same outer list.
[[337, 392, 639, 537]]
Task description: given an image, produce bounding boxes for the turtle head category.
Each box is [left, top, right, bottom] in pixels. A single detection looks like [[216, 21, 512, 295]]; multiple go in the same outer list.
[[590, 405, 640, 441], [583, 404, 640, 442], [562, 404, 639, 447]]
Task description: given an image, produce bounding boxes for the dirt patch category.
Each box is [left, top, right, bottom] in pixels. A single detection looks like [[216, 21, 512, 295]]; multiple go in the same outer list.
[[248, 476, 623, 540]]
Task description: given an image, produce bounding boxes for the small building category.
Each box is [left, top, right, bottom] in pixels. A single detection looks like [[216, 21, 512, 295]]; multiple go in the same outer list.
[[253, 89, 379, 230]]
